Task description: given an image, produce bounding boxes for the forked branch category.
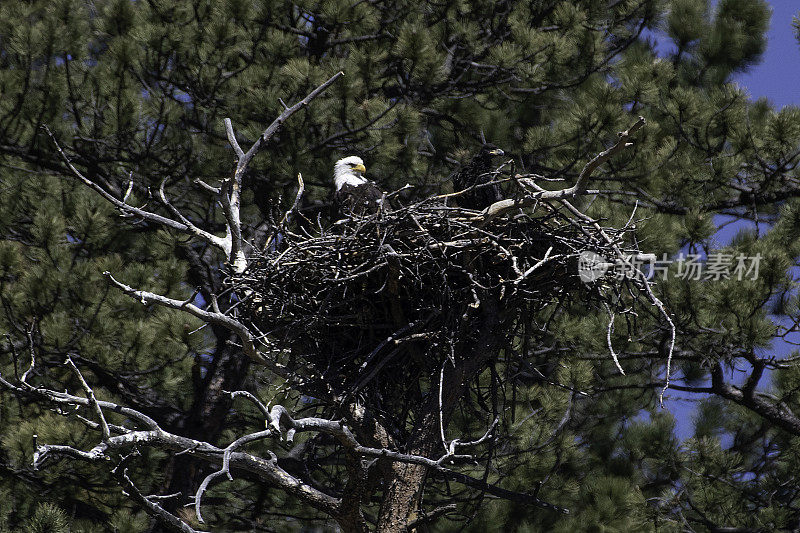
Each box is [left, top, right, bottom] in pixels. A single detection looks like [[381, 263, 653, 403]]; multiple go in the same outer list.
[[45, 72, 344, 275], [481, 116, 646, 222], [102, 272, 265, 363], [223, 71, 343, 272]]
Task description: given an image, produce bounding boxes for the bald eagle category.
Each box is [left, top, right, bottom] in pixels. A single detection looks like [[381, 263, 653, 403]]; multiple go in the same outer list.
[[452, 144, 505, 210], [332, 156, 384, 218]]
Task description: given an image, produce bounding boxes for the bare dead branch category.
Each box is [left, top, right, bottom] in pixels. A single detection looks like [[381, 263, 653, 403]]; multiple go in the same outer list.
[[6, 375, 339, 513], [3, 362, 568, 517], [42, 125, 229, 252], [221, 72, 343, 272], [102, 271, 263, 362], [241, 72, 344, 168], [224, 118, 245, 160], [282, 173, 305, 228], [604, 305, 625, 375], [480, 116, 646, 223], [193, 178, 220, 195], [21, 323, 36, 387], [514, 246, 555, 285], [45, 74, 343, 277], [259, 405, 566, 511], [158, 177, 196, 230], [65, 355, 111, 441], [439, 360, 449, 454], [1, 373, 159, 430], [122, 173, 134, 203], [448, 417, 499, 454], [114, 464, 199, 533], [194, 429, 273, 523], [407, 504, 458, 530], [265, 173, 305, 251], [572, 116, 646, 194], [226, 390, 270, 418]]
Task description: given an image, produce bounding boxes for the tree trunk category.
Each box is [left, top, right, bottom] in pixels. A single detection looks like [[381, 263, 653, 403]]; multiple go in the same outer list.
[[376, 460, 430, 532], [376, 296, 504, 532]]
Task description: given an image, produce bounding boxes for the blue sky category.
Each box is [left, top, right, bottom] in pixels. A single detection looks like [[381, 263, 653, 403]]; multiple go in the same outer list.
[[651, 1, 800, 439], [734, 2, 800, 109], [711, 1, 799, 247]]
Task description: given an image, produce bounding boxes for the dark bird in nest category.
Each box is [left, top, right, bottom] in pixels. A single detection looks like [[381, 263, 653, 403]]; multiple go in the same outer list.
[[332, 156, 384, 218], [452, 144, 506, 209]]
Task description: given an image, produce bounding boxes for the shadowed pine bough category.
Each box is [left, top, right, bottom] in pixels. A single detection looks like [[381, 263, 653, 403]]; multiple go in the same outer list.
[[0, 72, 675, 532]]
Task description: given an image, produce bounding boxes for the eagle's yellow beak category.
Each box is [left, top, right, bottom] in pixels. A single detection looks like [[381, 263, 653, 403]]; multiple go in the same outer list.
[[353, 163, 366, 174], [489, 148, 504, 156]]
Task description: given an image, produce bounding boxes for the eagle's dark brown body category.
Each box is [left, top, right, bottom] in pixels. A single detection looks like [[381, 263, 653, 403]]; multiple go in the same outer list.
[[333, 181, 384, 217], [452, 144, 505, 210]]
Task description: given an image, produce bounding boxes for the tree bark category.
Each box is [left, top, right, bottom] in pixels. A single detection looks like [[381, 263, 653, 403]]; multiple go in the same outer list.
[[375, 296, 504, 532], [377, 459, 430, 532]]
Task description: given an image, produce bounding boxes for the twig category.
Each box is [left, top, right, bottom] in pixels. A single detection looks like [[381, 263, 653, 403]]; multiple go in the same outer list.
[[65, 355, 111, 441], [265, 173, 305, 251], [571, 116, 646, 195], [226, 390, 270, 418], [604, 305, 625, 375], [439, 360, 449, 454], [115, 465, 199, 533], [406, 504, 458, 530], [103, 271, 265, 363], [224, 118, 245, 159], [244, 72, 344, 167], [193, 178, 220, 195], [122, 173, 134, 203], [282, 173, 305, 228], [447, 417, 499, 455], [514, 246, 555, 285], [21, 323, 36, 387]]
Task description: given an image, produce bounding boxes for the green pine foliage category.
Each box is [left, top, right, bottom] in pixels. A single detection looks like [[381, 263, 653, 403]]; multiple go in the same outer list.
[[1, 0, 799, 531], [24, 503, 70, 533]]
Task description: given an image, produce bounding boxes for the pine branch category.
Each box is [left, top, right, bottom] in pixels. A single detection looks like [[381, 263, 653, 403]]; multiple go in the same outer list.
[[42, 126, 230, 252], [222, 72, 344, 272], [102, 271, 266, 364]]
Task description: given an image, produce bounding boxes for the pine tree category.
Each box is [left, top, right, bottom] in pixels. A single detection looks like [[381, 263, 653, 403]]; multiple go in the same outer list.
[[1, 0, 799, 531]]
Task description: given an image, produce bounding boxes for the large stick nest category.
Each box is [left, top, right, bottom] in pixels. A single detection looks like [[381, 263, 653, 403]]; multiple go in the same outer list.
[[229, 195, 641, 400]]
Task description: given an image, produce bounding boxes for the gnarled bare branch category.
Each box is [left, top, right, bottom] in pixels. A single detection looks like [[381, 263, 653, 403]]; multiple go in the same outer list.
[[480, 116, 646, 223], [102, 271, 265, 363], [222, 72, 344, 272], [43, 125, 229, 252]]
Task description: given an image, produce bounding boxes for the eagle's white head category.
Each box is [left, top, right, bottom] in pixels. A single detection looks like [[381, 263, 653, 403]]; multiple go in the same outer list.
[[334, 156, 367, 190]]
